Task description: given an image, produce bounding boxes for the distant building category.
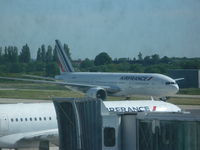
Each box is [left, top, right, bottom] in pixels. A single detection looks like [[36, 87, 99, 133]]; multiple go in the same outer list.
[[168, 69, 200, 88]]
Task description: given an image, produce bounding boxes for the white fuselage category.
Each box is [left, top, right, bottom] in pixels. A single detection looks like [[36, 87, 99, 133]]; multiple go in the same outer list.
[[56, 72, 179, 97], [0, 101, 181, 148]]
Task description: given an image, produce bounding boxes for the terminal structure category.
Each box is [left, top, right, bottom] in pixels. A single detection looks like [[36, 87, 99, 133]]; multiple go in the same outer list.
[[53, 97, 200, 150]]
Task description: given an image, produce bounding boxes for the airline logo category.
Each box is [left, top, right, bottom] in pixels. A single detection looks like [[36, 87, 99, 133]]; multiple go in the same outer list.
[[58, 60, 66, 72], [120, 76, 153, 81], [152, 106, 157, 111], [55, 40, 74, 72], [108, 106, 150, 112]]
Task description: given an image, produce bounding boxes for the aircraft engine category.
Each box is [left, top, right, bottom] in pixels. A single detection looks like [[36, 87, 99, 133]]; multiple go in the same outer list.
[[86, 87, 107, 100]]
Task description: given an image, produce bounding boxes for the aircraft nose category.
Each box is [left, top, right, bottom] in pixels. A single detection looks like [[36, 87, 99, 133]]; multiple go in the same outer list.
[[174, 84, 179, 93], [171, 84, 179, 95]]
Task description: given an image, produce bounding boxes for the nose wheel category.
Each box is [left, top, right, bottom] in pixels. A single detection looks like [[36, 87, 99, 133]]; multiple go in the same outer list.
[[125, 96, 131, 100]]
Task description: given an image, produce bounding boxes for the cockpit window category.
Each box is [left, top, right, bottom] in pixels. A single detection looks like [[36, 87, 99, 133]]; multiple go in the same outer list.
[[165, 82, 176, 85]]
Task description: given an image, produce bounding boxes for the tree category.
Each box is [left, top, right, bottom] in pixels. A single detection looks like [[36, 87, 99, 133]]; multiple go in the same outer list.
[[5, 46, 18, 63], [53, 45, 58, 62], [37, 45, 46, 62], [151, 54, 160, 64], [9, 63, 25, 73], [4, 46, 9, 63], [36, 48, 42, 62], [41, 44, 46, 62], [80, 58, 94, 70], [46, 45, 53, 63], [130, 64, 144, 73], [143, 56, 151, 65], [64, 44, 72, 60], [0, 47, 2, 63], [19, 44, 31, 63], [138, 52, 143, 61], [161, 56, 170, 64], [45, 62, 59, 77], [94, 52, 112, 66]]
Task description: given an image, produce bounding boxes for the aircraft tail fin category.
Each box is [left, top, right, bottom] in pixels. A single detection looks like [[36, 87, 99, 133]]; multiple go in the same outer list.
[[55, 40, 74, 73]]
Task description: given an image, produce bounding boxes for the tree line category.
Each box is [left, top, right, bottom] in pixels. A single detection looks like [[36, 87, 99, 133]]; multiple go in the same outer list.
[[80, 52, 200, 74], [0, 43, 71, 76], [0, 43, 200, 77]]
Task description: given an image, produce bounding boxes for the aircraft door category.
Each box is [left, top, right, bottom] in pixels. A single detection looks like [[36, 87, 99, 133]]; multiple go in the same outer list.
[[0, 114, 9, 135]]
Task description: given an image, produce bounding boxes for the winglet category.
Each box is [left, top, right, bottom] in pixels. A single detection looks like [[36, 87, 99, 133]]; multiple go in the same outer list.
[[174, 78, 184, 82], [55, 40, 74, 73]]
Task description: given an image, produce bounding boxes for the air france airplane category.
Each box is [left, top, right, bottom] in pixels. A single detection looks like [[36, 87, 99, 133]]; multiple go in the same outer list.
[[0, 100, 181, 149], [54, 40, 180, 100], [0, 40, 181, 100]]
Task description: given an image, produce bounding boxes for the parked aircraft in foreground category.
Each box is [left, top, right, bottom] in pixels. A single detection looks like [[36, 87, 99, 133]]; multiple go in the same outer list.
[[0, 100, 181, 148], [0, 40, 181, 100]]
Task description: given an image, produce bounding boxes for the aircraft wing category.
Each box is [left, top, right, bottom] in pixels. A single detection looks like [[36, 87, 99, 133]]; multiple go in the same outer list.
[[0, 76, 66, 85], [0, 76, 121, 93], [0, 129, 58, 145], [22, 74, 56, 81]]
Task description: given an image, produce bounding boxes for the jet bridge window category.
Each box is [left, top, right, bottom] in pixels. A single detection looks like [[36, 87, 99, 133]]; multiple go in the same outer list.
[[104, 127, 116, 147]]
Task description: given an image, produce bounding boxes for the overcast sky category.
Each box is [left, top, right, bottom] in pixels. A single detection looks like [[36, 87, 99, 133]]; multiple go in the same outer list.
[[0, 0, 200, 59]]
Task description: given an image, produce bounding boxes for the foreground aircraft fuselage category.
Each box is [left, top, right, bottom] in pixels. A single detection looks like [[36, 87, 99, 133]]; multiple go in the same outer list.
[[0, 101, 181, 148]]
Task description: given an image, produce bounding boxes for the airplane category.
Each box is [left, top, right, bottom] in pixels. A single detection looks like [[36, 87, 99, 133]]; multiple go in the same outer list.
[[0, 100, 181, 149], [55, 40, 180, 100], [0, 40, 181, 100]]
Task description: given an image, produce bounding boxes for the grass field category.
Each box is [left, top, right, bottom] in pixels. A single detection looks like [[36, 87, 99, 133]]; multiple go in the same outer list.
[[0, 82, 199, 105]]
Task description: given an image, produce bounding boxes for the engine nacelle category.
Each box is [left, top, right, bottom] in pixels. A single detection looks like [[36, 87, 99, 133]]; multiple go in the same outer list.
[[86, 87, 107, 100]]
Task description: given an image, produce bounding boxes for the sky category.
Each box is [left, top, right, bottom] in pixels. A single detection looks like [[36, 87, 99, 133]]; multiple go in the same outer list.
[[0, 0, 200, 59]]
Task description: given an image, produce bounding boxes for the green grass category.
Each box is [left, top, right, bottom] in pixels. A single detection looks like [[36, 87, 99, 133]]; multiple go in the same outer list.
[[0, 82, 199, 105], [0, 89, 83, 100], [168, 97, 200, 105], [0, 83, 67, 90], [178, 88, 200, 95]]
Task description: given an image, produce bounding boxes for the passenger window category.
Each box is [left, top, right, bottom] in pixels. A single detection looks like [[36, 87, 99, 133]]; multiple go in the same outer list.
[[30, 118, 32, 121], [39, 117, 42, 121], [11, 118, 14, 122], [20, 118, 23, 122], [34, 117, 37, 121], [25, 118, 28, 121], [104, 127, 116, 147], [16, 118, 18, 122], [44, 117, 46, 121], [49, 117, 52, 120]]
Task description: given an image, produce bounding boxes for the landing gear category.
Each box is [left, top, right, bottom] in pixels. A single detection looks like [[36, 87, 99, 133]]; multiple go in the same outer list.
[[39, 141, 49, 150], [159, 97, 170, 102]]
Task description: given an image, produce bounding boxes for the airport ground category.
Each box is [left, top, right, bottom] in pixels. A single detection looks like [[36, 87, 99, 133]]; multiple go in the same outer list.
[[0, 82, 200, 104], [0, 82, 199, 150]]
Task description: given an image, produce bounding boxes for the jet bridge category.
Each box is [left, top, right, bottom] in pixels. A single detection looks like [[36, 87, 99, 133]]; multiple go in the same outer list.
[[53, 97, 200, 150]]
